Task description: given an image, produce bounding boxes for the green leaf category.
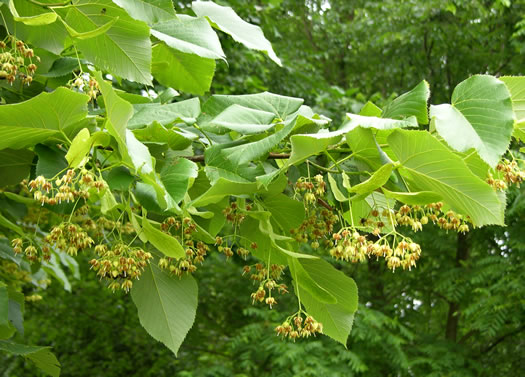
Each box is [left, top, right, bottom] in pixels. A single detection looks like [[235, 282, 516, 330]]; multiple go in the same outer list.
[[6, 289, 24, 336], [160, 157, 198, 203], [100, 190, 118, 214], [499, 76, 525, 141], [105, 166, 134, 191], [261, 193, 305, 232], [192, 0, 281, 65], [359, 101, 382, 117], [8, 0, 57, 25], [290, 258, 337, 305], [129, 98, 201, 129], [327, 173, 347, 202], [383, 80, 430, 124], [348, 163, 394, 196], [381, 188, 443, 205], [0, 149, 34, 187], [112, 0, 175, 24], [343, 113, 418, 132], [345, 127, 382, 170], [0, 212, 24, 236], [60, 13, 119, 39], [191, 177, 259, 207], [64, 0, 152, 84], [388, 130, 504, 226], [201, 104, 277, 134], [0, 283, 7, 327], [430, 75, 514, 167], [35, 145, 68, 179], [288, 132, 342, 165], [40, 57, 81, 78], [151, 15, 225, 60], [141, 217, 185, 258], [42, 254, 71, 292], [133, 122, 195, 150], [0, 340, 60, 377], [131, 264, 198, 356], [294, 258, 358, 345], [65, 128, 91, 168], [0, 87, 89, 150], [152, 43, 215, 95]]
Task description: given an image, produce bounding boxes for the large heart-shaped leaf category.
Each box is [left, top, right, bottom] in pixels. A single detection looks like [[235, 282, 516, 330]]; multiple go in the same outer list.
[[0, 340, 60, 377], [430, 75, 514, 168], [383, 80, 430, 124], [500, 76, 525, 141], [112, 0, 175, 24]]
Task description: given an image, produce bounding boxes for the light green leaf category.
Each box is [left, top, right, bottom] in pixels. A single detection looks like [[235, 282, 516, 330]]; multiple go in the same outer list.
[[0, 149, 34, 187], [0, 340, 60, 377], [359, 101, 382, 117], [131, 264, 197, 356], [328, 173, 347, 202], [6, 289, 24, 336], [294, 258, 358, 345], [388, 130, 504, 226], [0, 213, 23, 236], [60, 13, 119, 39], [202, 104, 276, 134], [288, 131, 342, 165], [112, 0, 175, 24], [345, 127, 382, 170], [9, 0, 57, 25], [100, 190, 118, 214], [160, 157, 199, 203], [151, 15, 225, 60], [0, 87, 89, 150], [290, 258, 337, 305], [35, 144, 68, 179], [141, 217, 185, 258], [192, 0, 281, 65], [430, 75, 514, 167], [500, 76, 525, 141], [133, 122, 195, 150], [64, 0, 152, 84], [261, 193, 305, 232], [383, 80, 430, 124], [191, 177, 259, 207], [42, 254, 71, 292], [381, 188, 443, 205], [129, 98, 201, 129], [152, 43, 215, 95], [343, 113, 418, 132], [65, 128, 90, 168], [348, 163, 394, 196]]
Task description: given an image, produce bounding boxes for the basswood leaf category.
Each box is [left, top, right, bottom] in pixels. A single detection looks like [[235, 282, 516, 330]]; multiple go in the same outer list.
[[345, 127, 383, 171], [35, 145, 68, 179], [192, 0, 281, 65], [327, 173, 347, 202], [131, 264, 198, 356], [0, 88, 89, 150], [388, 130, 504, 226], [290, 258, 337, 305], [152, 43, 215, 95], [261, 193, 305, 232], [342, 113, 418, 132], [430, 75, 514, 167], [141, 217, 185, 258], [65, 128, 91, 168], [0, 149, 34, 187], [0, 283, 7, 327], [112, 0, 175, 24], [191, 177, 260, 207], [0, 340, 60, 377], [60, 14, 119, 39], [151, 15, 225, 60], [383, 80, 430, 124], [288, 131, 342, 165], [202, 104, 276, 134], [499, 76, 525, 141], [293, 258, 358, 345], [133, 122, 195, 150], [160, 157, 199, 203], [64, 0, 152, 84], [129, 98, 201, 129]]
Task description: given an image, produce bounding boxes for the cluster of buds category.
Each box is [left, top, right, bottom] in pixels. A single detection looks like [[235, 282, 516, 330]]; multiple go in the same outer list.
[[329, 228, 421, 272], [0, 36, 38, 85], [43, 222, 94, 257], [222, 201, 250, 225], [245, 263, 287, 308], [69, 73, 100, 100], [393, 203, 470, 233], [275, 313, 323, 341], [295, 174, 326, 206], [28, 169, 107, 206], [11, 238, 51, 263], [216, 236, 257, 259], [89, 243, 152, 292], [487, 159, 525, 190]]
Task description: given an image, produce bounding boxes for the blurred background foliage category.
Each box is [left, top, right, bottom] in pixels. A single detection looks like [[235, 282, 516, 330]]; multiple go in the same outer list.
[[2, 0, 525, 375]]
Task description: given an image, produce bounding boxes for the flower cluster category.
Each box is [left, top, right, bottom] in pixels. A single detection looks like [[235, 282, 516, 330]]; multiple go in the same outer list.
[[158, 217, 209, 276], [0, 36, 38, 85], [89, 243, 152, 292], [275, 313, 323, 341], [11, 238, 47, 262], [216, 236, 257, 259], [44, 222, 94, 257], [329, 228, 421, 272], [487, 159, 525, 190], [68, 73, 100, 100], [222, 201, 250, 226], [28, 169, 107, 206], [291, 175, 338, 248], [394, 203, 470, 233], [244, 263, 288, 309]]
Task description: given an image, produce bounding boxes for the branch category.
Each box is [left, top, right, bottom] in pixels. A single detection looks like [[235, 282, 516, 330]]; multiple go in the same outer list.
[[481, 325, 525, 354]]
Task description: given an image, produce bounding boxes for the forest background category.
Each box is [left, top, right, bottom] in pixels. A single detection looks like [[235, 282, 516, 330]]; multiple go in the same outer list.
[[1, 0, 525, 376]]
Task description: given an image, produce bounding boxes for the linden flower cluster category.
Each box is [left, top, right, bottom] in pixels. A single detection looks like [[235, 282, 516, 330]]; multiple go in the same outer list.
[[330, 229, 421, 272], [291, 175, 338, 248], [487, 159, 525, 190], [275, 313, 323, 341], [394, 203, 470, 233], [216, 236, 257, 259], [28, 169, 106, 206], [68, 73, 100, 100], [222, 201, 250, 226], [0, 36, 38, 85], [245, 263, 288, 309], [159, 217, 208, 276], [43, 222, 95, 257], [11, 238, 49, 262], [89, 243, 152, 292]]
